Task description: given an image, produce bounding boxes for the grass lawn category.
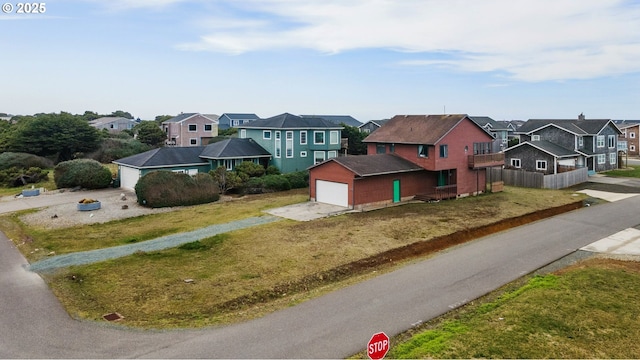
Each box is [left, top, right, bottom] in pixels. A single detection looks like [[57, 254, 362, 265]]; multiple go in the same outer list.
[[379, 258, 640, 359], [604, 165, 640, 178], [0, 186, 589, 329]]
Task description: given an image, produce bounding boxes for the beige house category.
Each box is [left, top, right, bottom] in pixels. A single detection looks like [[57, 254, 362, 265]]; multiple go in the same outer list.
[[161, 113, 219, 147], [89, 117, 138, 133]]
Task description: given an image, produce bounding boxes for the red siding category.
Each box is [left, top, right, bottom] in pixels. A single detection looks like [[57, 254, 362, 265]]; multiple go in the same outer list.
[[365, 118, 491, 196], [353, 171, 431, 206]]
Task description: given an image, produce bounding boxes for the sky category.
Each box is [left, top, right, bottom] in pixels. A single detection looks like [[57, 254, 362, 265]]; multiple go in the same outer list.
[[1, 0, 640, 122]]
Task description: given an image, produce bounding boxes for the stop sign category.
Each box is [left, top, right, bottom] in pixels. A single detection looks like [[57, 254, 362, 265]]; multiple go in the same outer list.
[[367, 332, 390, 360]]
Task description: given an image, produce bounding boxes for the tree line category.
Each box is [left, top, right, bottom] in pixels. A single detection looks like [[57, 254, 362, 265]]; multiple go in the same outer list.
[[0, 111, 169, 164]]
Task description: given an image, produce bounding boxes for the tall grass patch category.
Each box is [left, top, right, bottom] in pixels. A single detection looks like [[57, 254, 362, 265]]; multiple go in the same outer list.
[[388, 259, 640, 359]]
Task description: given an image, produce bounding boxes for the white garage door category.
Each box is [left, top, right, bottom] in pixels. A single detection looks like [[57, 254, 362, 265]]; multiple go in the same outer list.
[[316, 180, 348, 207], [119, 166, 141, 190]]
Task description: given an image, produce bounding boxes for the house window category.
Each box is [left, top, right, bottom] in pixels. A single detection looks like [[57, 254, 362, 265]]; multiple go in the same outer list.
[[328, 150, 337, 159], [330, 131, 339, 145], [532, 135, 540, 141], [439, 144, 448, 158], [578, 136, 583, 147], [390, 144, 395, 153], [300, 131, 307, 145], [631, 145, 636, 152], [362, 128, 370, 134], [597, 135, 605, 148], [608, 135, 616, 148], [240, 129, 246, 138], [536, 160, 547, 171], [286, 131, 294, 158], [188, 124, 197, 132], [263, 130, 272, 140], [314, 151, 325, 164], [418, 145, 428, 157], [275, 131, 281, 158], [631, 132, 636, 139], [205, 124, 212, 131], [610, 153, 617, 165], [314, 131, 325, 144], [376, 144, 386, 154], [224, 159, 235, 170], [510, 158, 521, 168], [473, 142, 490, 154], [598, 154, 606, 164], [300, 151, 307, 157], [190, 138, 197, 145]]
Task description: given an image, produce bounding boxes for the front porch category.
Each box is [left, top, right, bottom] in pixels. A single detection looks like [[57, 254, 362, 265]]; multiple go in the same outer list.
[[414, 184, 458, 201]]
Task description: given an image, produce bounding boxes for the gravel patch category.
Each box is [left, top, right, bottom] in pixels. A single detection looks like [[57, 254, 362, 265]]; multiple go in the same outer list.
[[19, 191, 175, 229]]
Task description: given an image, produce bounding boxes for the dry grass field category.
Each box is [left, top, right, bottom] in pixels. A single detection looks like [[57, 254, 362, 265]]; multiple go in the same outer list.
[[0, 186, 589, 328]]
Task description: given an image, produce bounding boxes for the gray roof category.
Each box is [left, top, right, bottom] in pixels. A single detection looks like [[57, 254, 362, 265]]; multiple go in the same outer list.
[[507, 140, 580, 158], [88, 117, 135, 126], [113, 147, 207, 169], [239, 113, 343, 129], [517, 119, 619, 135], [163, 113, 217, 124], [219, 113, 261, 121], [359, 119, 389, 128], [469, 116, 497, 128], [199, 138, 271, 159], [309, 154, 424, 177], [301, 115, 361, 127]]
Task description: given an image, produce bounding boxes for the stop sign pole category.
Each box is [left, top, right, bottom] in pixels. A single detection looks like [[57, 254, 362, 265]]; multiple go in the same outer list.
[[367, 332, 390, 360]]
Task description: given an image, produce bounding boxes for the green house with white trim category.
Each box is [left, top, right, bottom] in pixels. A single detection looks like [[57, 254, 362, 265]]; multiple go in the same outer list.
[[237, 113, 343, 173]]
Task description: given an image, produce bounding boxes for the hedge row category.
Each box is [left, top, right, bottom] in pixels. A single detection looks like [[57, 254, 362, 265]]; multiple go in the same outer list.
[[242, 171, 308, 194], [135, 171, 220, 208]]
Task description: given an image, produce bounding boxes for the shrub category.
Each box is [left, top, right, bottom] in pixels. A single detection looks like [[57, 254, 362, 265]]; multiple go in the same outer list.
[[0, 152, 54, 170], [243, 174, 291, 193], [0, 166, 49, 187], [54, 159, 113, 189], [135, 171, 220, 208], [87, 137, 152, 163], [266, 165, 281, 175], [235, 161, 265, 178], [283, 171, 309, 189]]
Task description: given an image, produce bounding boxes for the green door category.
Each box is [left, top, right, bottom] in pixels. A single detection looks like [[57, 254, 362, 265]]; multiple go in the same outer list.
[[437, 171, 446, 186], [393, 179, 401, 203]]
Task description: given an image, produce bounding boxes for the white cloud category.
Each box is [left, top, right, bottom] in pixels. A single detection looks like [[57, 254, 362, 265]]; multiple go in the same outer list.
[[175, 0, 640, 81]]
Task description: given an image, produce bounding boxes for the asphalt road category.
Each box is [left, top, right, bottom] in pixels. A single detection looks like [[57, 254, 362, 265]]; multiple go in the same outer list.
[[2, 195, 640, 358]]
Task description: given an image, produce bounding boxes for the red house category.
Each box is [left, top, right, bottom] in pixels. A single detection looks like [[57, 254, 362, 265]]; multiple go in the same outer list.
[[308, 114, 504, 209]]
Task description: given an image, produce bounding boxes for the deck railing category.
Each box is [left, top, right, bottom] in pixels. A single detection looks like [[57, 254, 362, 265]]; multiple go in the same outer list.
[[468, 153, 505, 169]]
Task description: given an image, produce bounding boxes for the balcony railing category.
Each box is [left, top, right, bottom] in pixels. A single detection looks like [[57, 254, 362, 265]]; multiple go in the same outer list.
[[468, 153, 505, 169]]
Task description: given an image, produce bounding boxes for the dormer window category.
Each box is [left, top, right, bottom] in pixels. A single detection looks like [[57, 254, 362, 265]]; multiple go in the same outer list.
[[531, 135, 540, 141]]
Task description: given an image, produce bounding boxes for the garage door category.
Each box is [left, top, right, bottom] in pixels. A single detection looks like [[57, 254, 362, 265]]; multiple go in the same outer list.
[[119, 166, 141, 190], [316, 180, 348, 207]]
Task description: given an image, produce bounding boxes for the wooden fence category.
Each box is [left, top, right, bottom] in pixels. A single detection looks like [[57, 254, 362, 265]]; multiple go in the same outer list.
[[488, 167, 588, 190]]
